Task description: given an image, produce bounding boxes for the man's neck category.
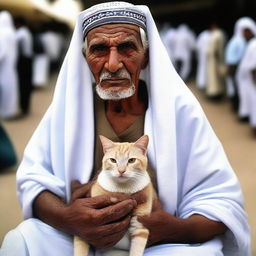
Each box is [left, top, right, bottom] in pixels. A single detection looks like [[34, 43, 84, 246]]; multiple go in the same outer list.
[[104, 81, 148, 135], [106, 95, 146, 116], [105, 80, 148, 116]]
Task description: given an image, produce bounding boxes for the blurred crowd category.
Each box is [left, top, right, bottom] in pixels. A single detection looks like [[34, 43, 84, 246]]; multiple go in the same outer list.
[[0, 10, 71, 171], [160, 17, 256, 138]]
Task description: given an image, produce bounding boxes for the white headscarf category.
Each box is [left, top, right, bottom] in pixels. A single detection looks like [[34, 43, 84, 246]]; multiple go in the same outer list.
[[225, 17, 256, 65], [234, 17, 256, 37], [17, 2, 250, 255]]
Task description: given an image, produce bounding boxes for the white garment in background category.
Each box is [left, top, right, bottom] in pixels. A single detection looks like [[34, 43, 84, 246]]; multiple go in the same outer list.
[[196, 30, 210, 89], [161, 27, 176, 62], [236, 37, 256, 127], [42, 31, 63, 62], [16, 26, 33, 58], [1, 2, 250, 256], [206, 28, 226, 97], [172, 24, 196, 80], [225, 17, 256, 97], [32, 54, 50, 87], [0, 11, 18, 118], [32, 33, 50, 87]]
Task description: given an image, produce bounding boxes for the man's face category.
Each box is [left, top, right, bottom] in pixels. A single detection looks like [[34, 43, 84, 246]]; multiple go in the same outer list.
[[243, 28, 254, 41], [85, 24, 148, 100]]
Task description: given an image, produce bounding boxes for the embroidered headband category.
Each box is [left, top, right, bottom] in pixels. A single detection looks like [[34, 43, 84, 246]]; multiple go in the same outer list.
[[82, 2, 147, 37]]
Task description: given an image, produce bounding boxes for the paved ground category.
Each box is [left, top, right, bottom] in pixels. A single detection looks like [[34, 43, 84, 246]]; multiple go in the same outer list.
[[0, 77, 255, 254]]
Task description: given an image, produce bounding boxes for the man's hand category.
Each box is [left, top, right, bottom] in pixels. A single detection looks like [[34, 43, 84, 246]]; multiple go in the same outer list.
[[68, 180, 148, 249], [138, 199, 183, 246], [138, 199, 227, 246], [64, 194, 137, 249], [33, 186, 138, 250]]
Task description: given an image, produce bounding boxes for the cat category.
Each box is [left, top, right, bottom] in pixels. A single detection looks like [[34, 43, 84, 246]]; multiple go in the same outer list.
[[74, 135, 157, 256]]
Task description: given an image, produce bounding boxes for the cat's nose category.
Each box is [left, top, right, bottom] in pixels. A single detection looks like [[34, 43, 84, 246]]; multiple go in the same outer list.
[[118, 169, 126, 174]]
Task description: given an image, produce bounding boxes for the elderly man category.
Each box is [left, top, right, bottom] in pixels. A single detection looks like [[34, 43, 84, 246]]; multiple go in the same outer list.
[[1, 2, 250, 256]]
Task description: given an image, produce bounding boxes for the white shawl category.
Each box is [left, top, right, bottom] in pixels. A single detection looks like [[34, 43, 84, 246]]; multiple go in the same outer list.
[[16, 2, 250, 255]]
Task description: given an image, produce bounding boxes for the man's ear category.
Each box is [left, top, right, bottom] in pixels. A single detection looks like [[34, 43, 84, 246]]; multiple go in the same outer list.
[[141, 48, 149, 69]]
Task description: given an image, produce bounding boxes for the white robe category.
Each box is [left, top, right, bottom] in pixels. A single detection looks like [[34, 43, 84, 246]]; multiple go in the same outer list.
[[236, 38, 256, 127], [0, 11, 18, 118], [196, 30, 210, 89], [161, 27, 176, 62], [172, 24, 196, 80], [1, 2, 250, 256], [225, 17, 256, 97], [42, 31, 63, 62], [32, 33, 50, 88], [16, 26, 33, 58], [206, 28, 226, 97]]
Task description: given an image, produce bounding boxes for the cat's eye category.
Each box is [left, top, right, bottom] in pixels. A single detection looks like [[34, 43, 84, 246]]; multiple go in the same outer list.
[[110, 158, 117, 163], [128, 158, 136, 163]]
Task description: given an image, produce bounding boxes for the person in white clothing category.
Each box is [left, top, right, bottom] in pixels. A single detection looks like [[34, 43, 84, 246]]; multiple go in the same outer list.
[[206, 23, 226, 100], [0, 11, 18, 119], [1, 2, 250, 256], [172, 24, 196, 81], [196, 29, 211, 90], [32, 25, 50, 88], [160, 24, 176, 62], [15, 17, 33, 115], [236, 36, 256, 135], [225, 17, 256, 112], [235, 20, 256, 121], [41, 21, 65, 74]]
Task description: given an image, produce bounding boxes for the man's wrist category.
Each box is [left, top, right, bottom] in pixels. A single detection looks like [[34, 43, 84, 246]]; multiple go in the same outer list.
[[163, 215, 192, 244], [33, 190, 69, 232], [158, 214, 226, 245]]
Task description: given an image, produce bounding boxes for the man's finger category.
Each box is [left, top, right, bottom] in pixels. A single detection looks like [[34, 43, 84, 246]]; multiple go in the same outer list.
[[99, 199, 136, 224], [152, 199, 163, 211], [71, 181, 93, 202], [82, 194, 133, 209], [71, 180, 82, 194]]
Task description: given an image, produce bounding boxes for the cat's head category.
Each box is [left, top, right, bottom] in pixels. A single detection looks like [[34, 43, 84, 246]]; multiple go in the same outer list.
[[99, 135, 149, 185]]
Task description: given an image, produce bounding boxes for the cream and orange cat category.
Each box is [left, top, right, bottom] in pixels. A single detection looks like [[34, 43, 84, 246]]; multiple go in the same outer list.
[[74, 135, 157, 256]]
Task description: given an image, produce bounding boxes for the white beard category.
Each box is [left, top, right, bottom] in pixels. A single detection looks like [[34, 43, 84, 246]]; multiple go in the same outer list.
[[96, 84, 136, 100]]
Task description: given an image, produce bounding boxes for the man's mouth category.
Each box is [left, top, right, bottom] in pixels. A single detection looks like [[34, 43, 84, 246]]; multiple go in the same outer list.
[[100, 78, 130, 87]]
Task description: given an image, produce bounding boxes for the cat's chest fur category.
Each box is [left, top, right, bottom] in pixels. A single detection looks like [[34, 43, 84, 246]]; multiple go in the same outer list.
[[90, 181, 154, 252], [97, 169, 151, 194]]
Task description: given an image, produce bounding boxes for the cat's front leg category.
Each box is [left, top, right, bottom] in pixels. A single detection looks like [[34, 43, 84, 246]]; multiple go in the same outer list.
[[74, 236, 90, 256], [129, 216, 149, 256]]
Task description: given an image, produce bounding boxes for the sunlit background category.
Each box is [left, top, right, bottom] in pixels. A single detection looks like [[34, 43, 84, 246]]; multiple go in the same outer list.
[[0, 0, 255, 255]]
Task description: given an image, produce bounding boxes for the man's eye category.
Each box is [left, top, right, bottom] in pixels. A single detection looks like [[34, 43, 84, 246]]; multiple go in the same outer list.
[[90, 44, 108, 53], [118, 42, 136, 51]]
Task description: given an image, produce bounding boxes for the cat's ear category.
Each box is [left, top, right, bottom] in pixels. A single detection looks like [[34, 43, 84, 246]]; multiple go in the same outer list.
[[134, 135, 149, 155], [99, 135, 115, 153]]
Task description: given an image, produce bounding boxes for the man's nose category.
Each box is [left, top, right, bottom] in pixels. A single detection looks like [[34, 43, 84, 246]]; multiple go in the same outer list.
[[105, 48, 123, 73]]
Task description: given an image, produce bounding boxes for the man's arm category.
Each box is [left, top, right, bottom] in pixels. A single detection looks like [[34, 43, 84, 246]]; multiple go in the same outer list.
[[33, 190, 137, 249], [251, 69, 256, 83], [138, 200, 227, 246]]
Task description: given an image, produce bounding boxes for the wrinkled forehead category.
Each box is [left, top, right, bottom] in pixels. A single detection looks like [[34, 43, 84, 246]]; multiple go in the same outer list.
[[81, 2, 147, 39], [86, 23, 141, 43]]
